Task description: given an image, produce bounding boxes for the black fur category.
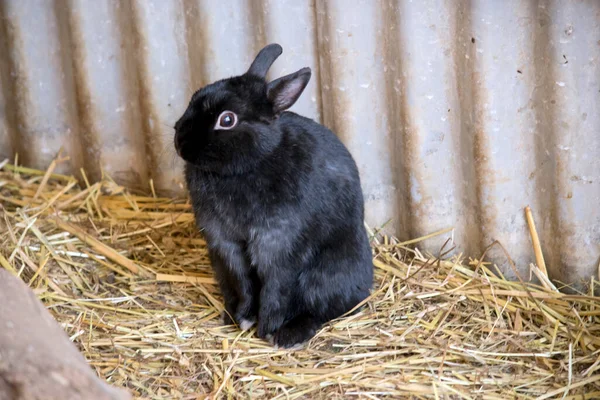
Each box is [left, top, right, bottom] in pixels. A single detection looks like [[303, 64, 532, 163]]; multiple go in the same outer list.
[[174, 43, 373, 348]]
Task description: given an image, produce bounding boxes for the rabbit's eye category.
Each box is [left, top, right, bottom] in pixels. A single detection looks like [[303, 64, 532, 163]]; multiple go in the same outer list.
[[215, 111, 237, 130]]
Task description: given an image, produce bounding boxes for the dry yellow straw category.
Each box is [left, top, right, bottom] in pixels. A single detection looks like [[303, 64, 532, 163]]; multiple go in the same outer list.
[[1, 160, 599, 399], [525, 205, 548, 277], [155, 273, 216, 284], [49, 217, 143, 276], [33, 152, 69, 200]]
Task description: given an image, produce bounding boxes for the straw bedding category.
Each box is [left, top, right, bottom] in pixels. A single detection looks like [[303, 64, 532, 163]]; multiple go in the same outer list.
[[1, 158, 599, 399]]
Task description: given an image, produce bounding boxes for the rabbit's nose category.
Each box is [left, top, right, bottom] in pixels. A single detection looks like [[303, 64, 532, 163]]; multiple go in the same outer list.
[[174, 117, 183, 132], [175, 111, 192, 131]]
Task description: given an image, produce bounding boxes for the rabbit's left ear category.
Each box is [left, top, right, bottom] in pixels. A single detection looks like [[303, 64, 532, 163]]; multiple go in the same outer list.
[[267, 67, 311, 114], [247, 44, 283, 78]]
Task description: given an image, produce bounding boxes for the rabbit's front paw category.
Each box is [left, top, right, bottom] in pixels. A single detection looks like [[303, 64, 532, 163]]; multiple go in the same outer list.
[[234, 298, 258, 331], [236, 314, 256, 331], [257, 314, 285, 340], [272, 315, 319, 349]]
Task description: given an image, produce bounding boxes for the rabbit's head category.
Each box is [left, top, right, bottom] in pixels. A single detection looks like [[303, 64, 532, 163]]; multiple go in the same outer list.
[[174, 44, 311, 172]]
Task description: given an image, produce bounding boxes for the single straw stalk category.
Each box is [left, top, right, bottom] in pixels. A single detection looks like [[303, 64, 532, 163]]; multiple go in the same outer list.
[[525, 205, 548, 278]]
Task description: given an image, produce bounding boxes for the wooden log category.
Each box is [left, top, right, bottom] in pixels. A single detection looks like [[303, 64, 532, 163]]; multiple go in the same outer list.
[[0, 269, 131, 400]]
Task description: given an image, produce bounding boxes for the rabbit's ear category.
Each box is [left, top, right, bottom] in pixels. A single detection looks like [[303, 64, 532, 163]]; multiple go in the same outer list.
[[267, 67, 311, 114], [247, 44, 283, 78]]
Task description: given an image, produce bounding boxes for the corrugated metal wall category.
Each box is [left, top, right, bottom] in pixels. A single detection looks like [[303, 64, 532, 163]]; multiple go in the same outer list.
[[1, 0, 599, 286]]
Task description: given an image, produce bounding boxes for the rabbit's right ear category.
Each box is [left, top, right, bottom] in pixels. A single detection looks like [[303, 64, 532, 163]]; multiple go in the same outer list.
[[267, 67, 311, 114], [247, 44, 283, 78]]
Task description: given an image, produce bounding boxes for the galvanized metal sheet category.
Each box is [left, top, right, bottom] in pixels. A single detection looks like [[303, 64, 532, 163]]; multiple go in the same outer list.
[[0, 0, 598, 286]]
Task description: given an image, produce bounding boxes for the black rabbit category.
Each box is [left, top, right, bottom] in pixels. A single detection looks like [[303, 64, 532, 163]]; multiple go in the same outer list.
[[174, 44, 373, 348]]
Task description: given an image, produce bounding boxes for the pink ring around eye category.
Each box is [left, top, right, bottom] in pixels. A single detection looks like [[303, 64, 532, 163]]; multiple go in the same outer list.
[[215, 111, 237, 130]]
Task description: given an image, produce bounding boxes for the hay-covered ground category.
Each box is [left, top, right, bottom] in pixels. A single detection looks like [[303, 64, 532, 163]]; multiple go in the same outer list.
[[1, 158, 600, 399]]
